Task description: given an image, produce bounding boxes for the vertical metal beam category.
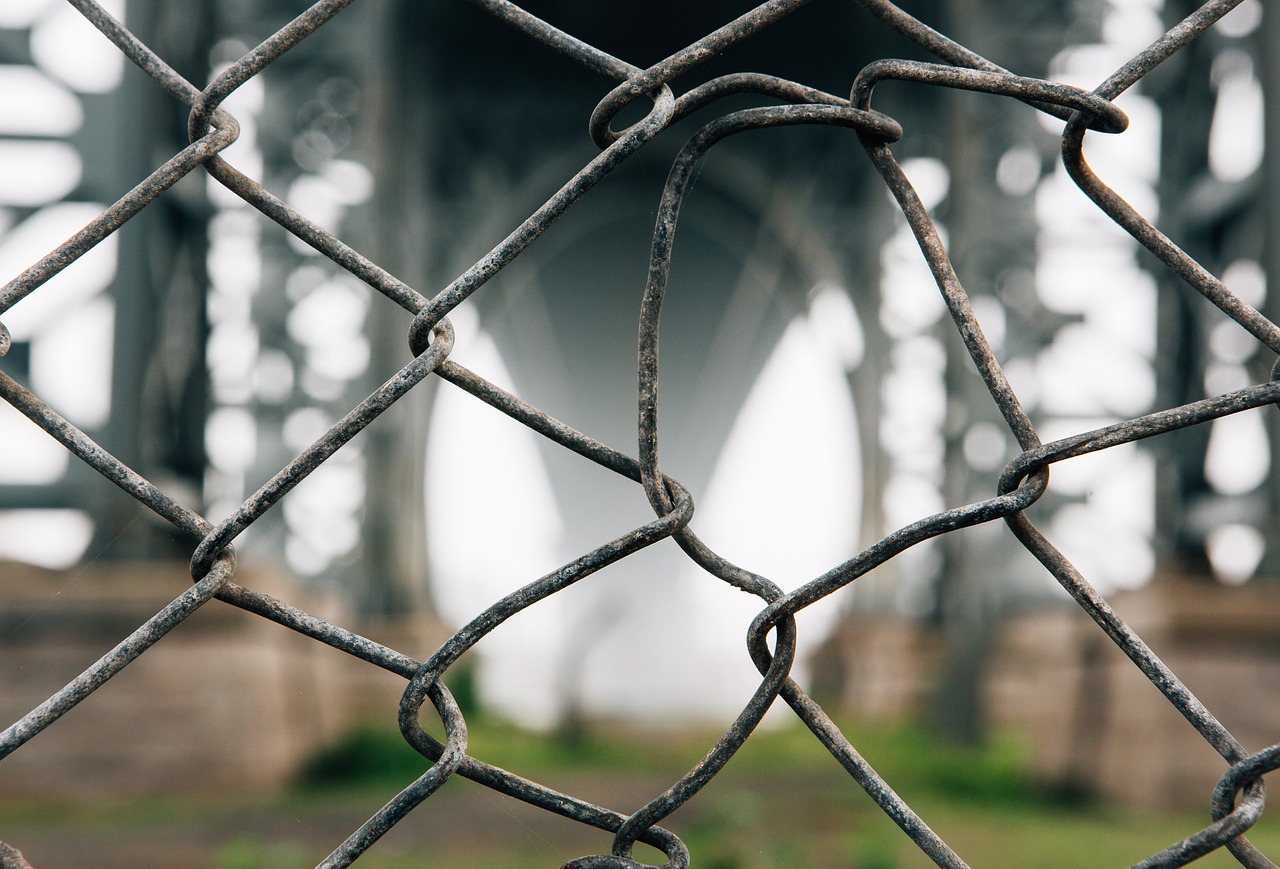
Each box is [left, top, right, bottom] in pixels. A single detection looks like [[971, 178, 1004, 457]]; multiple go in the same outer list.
[[1150, 0, 1218, 577], [356, 2, 436, 616], [932, 0, 1077, 744], [1259, 0, 1280, 576], [59, 0, 213, 558]]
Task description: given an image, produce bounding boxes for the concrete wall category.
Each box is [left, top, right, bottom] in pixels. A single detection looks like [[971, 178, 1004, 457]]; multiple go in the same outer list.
[[0, 560, 445, 797], [4, 557, 1277, 811], [818, 579, 1280, 810]]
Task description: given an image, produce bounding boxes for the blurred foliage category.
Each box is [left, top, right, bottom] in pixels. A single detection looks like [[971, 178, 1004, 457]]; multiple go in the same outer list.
[[300, 713, 1043, 807]]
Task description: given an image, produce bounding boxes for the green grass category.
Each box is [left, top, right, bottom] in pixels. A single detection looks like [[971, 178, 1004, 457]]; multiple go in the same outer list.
[[212, 838, 560, 869], [300, 717, 715, 787], [299, 714, 1039, 807], [4, 716, 1277, 867], [284, 716, 1280, 867]]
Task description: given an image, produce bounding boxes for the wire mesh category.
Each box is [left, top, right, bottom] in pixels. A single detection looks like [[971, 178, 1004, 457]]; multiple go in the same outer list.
[[1, 0, 1278, 866]]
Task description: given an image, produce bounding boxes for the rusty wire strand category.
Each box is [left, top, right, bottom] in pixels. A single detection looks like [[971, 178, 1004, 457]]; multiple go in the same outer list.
[[0, 0, 1277, 867]]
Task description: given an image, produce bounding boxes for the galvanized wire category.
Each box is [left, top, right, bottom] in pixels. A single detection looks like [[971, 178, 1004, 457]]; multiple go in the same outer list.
[[0, 1, 1278, 866]]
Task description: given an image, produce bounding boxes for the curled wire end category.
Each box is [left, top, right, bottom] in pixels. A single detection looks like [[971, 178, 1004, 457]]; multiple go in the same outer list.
[[0, 841, 34, 869], [189, 541, 237, 583], [408, 306, 436, 357], [0, 321, 10, 357], [559, 842, 689, 869], [408, 310, 455, 358], [559, 857, 657, 869], [1270, 357, 1280, 419]]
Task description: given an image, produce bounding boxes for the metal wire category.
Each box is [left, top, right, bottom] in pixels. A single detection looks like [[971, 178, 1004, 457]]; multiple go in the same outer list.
[[1, 1, 1278, 866]]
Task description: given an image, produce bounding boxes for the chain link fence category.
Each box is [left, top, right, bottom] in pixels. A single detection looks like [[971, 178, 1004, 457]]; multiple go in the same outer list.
[[1, 0, 1278, 866]]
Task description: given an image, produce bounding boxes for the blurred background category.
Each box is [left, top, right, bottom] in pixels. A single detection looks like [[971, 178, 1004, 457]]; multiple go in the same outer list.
[[1, 0, 1280, 866]]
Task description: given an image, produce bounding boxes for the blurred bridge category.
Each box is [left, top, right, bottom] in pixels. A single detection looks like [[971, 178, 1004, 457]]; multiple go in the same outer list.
[[0, 0, 1277, 735]]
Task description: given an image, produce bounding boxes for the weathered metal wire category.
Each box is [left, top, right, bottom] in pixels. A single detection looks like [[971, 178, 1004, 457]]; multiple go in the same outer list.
[[0, 1, 1277, 866]]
